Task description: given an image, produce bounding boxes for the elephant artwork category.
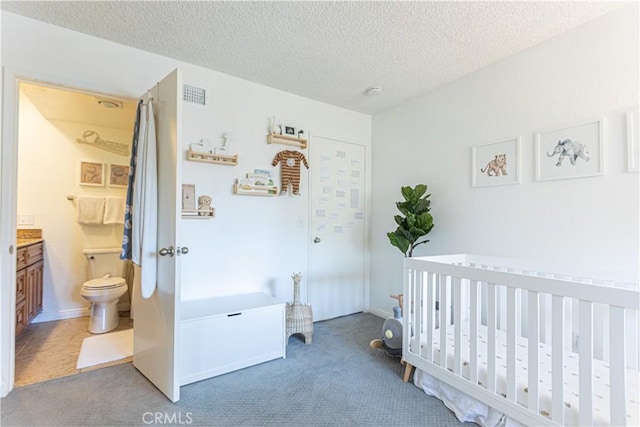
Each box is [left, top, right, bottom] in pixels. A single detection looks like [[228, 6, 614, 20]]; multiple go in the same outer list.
[[547, 139, 590, 167]]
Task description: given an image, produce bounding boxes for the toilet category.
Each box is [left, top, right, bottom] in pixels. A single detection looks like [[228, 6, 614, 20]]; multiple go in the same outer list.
[[80, 248, 128, 334]]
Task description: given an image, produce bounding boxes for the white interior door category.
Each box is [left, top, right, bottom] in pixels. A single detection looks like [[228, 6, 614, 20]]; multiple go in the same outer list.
[[132, 69, 183, 402], [309, 136, 365, 321]]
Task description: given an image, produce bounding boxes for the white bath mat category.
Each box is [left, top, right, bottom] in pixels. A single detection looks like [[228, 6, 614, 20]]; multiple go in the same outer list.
[[76, 329, 133, 369]]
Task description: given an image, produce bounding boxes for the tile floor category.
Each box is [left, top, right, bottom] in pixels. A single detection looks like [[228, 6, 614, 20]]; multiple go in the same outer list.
[[14, 315, 133, 387]]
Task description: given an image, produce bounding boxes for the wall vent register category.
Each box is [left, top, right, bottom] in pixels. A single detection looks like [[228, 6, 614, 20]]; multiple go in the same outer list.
[[183, 84, 206, 106]]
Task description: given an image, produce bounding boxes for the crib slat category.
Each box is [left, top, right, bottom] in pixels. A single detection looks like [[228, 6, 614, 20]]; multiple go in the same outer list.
[[578, 300, 593, 426], [425, 272, 434, 362], [627, 309, 639, 370], [541, 294, 552, 344], [414, 270, 423, 358], [453, 277, 462, 375], [610, 306, 626, 427], [439, 274, 448, 369], [506, 287, 516, 402], [552, 295, 565, 425], [528, 291, 539, 414], [470, 280, 479, 385], [487, 283, 497, 393]]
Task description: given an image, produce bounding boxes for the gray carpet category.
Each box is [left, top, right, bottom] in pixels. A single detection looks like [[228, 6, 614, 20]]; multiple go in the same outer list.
[[1, 313, 468, 426]]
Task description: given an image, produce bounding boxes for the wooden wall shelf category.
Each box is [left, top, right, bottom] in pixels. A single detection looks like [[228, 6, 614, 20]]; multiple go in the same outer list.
[[187, 150, 238, 166], [234, 184, 279, 196], [267, 133, 307, 149], [182, 209, 215, 218]]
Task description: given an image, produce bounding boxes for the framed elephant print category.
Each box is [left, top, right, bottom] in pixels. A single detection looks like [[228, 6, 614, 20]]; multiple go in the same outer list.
[[471, 137, 520, 187], [535, 119, 603, 182]]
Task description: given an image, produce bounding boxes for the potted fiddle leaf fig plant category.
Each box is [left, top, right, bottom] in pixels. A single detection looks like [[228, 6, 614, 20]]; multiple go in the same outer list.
[[387, 184, 434, 257]]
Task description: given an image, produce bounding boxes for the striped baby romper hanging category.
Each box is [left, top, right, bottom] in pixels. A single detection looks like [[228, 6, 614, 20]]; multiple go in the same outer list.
[[272, 150, 309, 195]]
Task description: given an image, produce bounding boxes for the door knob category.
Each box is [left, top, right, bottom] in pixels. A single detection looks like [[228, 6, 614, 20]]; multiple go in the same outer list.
[[176, 246, 189, 256], [313, 237, 321, 243], [159, 246, 174, 257]]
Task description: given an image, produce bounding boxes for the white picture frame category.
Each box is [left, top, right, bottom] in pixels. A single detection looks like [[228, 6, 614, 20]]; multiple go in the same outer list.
[[79, 161, 104, 186], [471, 137, 520, 187], [627, 109, 639, 173], [535, 119, 603, 182]]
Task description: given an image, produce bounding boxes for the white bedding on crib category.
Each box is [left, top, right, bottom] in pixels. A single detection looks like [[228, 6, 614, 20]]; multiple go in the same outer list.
[[411, 322, 640, 426]]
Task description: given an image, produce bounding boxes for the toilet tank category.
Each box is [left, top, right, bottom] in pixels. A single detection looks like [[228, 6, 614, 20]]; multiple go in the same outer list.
[[82, 248, 126, 279]]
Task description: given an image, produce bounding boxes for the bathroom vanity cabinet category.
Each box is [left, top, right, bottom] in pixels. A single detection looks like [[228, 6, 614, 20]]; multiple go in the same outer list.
[[16, 240, 44, 335], [179, 293, 286, 386]]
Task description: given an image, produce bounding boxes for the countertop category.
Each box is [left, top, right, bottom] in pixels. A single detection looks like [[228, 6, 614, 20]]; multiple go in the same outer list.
[[16, 238, 44, 249]]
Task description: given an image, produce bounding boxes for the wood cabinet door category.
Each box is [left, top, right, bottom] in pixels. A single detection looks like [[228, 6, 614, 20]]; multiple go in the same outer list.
[[25, 260, 43, 322], [33, 260, 43, 315], [15, 300, 27, 336], [16, 268, 26, 303], [26, 265, 36, 322]]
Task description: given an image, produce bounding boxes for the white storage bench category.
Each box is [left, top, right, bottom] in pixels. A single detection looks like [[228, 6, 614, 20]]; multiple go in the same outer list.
[[180, 292, 286, 386]]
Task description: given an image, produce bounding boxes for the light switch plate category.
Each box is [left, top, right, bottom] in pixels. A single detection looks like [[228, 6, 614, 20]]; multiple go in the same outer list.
[[17, 214, 35, 225]]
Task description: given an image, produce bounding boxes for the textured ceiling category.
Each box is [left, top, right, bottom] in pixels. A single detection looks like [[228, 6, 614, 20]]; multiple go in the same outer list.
[[1, 1, 624, 115]]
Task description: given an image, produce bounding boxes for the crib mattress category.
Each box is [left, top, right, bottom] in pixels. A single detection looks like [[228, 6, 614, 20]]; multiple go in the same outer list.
[[411, 322, 639, 426]]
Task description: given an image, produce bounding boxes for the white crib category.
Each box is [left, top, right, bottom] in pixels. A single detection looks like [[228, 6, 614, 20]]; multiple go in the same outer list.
[[403, 254, 639, 426]]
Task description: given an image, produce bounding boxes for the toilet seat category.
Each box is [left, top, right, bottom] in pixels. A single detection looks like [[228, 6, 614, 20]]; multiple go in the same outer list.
[[82, 277, 126, 291]]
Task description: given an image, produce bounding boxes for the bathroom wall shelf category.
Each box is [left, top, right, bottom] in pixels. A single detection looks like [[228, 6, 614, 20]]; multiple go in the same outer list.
[[234, 184, 279, 196], [267, 133, 307, 149], [182, 209, 215, 218], [186, 149, 238, 166]]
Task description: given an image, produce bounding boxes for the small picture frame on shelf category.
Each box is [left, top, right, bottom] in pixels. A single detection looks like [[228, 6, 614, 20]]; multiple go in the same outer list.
[[182, 184, 196, 211], [284, 126, 296, 136], [79, 161, 104, 186], [108, 164, 129, 187]]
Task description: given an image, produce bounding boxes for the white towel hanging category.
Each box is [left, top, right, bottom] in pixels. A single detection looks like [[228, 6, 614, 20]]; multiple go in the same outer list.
[[77, 196, 105, 224], [103, 196, 126, 224], [132, 92, 158, 299]]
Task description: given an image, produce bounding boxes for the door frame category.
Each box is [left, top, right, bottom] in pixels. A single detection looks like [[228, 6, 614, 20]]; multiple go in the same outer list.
[[0, 67, 136, 396], [307, 133, 371, 316]]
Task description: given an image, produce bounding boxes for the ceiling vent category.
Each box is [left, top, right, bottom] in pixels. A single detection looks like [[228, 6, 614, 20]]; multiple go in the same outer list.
[[183, 84, 206, 106], [97, 98, 123, 109]]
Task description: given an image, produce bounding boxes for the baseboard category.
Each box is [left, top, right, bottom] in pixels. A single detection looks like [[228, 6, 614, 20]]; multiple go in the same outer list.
[[367, 307, 392, 319], [31, 302, 131, 324], [32, 307, 89, 323]]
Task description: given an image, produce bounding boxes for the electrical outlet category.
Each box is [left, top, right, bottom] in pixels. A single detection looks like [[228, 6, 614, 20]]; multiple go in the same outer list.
[[17, 214, 35, 225]]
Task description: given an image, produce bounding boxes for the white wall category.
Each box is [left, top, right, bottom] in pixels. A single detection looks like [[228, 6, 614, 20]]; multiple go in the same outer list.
[[178, 69, 371, 303], [370, 4, 639, 316], [2, 12, 371, 316], [17, 90, 132, 320]]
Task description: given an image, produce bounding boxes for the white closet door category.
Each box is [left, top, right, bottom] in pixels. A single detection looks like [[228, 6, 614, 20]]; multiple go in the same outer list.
[[309, 136, 365, 321], [132, 69, 183, 402]]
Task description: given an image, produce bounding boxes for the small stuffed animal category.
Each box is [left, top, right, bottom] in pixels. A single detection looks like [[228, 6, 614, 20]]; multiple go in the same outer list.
[[197, 195, 214, 216]]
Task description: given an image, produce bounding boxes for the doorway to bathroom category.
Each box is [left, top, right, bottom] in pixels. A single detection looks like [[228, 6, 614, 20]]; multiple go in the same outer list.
[[13, 80, 137, 386]]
